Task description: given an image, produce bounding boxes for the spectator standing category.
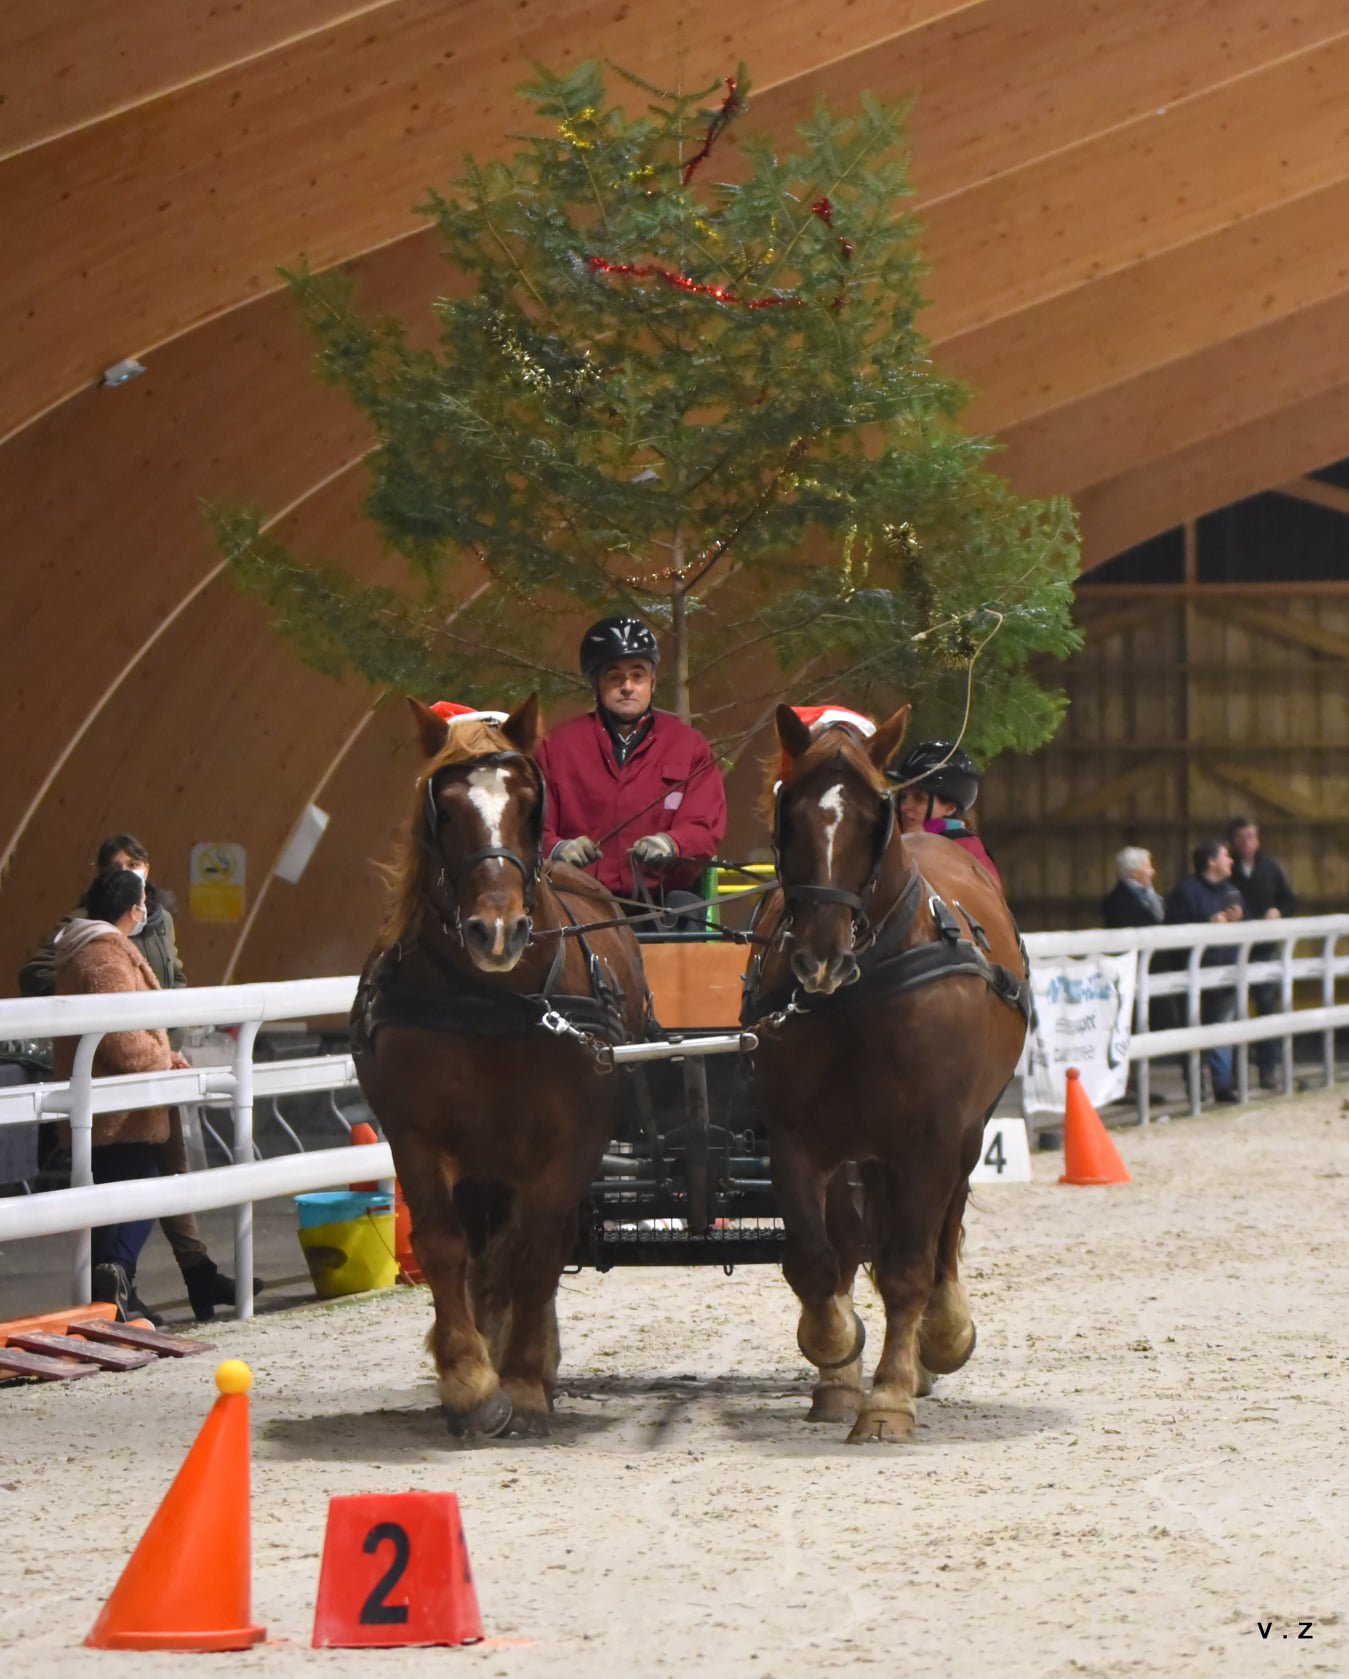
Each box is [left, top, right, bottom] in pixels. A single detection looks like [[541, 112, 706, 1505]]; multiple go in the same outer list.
[[20, 832, 252, 1320], [1102, 846, 1165, 929], [1164, 840, 1244, 1104], [1226, 816, 1297, 1090], [52, 867, 186, 1323]]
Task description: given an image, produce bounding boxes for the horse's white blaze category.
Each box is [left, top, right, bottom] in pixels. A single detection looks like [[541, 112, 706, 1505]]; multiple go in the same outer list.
[[819, 784, 845, 872], [466, 765, 511, 847]]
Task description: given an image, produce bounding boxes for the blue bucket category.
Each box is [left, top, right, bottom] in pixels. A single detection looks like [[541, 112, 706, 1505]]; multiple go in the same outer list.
[[295, 1190, 392, 1229]]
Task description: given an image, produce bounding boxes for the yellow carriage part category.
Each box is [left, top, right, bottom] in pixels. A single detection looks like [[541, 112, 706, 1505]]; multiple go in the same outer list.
[[297, 1208, 398, 1298]]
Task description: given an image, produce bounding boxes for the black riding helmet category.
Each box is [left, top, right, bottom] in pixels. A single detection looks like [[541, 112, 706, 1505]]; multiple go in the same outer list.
[[888, 740, 981, 813], [579, 616, 660, 680]]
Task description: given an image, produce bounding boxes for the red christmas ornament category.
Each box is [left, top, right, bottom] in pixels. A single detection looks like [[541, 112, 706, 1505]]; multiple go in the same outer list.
[[811, 197, 833, 225]]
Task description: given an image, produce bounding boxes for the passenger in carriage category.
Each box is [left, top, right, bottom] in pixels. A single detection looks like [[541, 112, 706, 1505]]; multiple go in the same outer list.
[[534, 617, 726, 917], [888, 741, 1001, 887]]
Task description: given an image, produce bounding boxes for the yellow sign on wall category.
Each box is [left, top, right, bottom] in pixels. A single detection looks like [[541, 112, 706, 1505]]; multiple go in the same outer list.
[[189, 842, 246, 923]]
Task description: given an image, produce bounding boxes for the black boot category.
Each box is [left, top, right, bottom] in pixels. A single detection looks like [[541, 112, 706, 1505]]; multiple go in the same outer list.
[[123, 1269, 165, 1328], [92, 1261, 130, 1321], [183, 1256, 264, 1322]]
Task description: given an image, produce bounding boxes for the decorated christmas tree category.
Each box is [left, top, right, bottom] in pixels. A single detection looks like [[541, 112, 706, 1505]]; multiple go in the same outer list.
[[214, 60, 1079, 762]]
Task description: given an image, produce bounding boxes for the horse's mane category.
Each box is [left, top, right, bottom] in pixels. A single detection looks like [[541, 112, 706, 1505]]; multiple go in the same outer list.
[[760, 723, 889, 824], [376, 718, 519, 950]]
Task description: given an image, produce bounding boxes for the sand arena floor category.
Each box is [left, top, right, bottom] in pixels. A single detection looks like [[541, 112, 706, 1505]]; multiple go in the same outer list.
[[2, 1090, 1347, 1677]]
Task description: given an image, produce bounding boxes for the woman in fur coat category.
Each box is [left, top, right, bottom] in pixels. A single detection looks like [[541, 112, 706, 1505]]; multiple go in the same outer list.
[[53, 865, 188, 1322]]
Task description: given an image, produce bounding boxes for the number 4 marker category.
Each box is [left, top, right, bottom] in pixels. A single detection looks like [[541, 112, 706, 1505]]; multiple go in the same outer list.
[[969, 1117, 1032, 1184]]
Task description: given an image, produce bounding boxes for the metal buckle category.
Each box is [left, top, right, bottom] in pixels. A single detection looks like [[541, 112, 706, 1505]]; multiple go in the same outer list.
[[539, 1009, 573, 1036]]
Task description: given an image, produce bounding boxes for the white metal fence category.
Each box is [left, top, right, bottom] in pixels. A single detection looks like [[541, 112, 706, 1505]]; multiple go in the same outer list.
[[1, 914, 1346, 1317]]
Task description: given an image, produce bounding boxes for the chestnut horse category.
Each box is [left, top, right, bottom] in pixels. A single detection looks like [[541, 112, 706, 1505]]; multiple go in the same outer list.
[[743, 706, 1030, 1443], [352, 696, 648, 1438]]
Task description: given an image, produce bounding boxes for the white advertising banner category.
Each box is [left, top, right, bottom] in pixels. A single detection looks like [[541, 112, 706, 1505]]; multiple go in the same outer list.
[[1019, 954, 1137, 1115]]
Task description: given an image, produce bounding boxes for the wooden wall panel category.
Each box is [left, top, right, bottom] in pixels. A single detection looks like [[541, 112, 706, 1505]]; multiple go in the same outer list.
[[0, 0, 952, 441], [1076, 382, 1349, 565], [920, 31, 1349, 341], [765, 0, 1349, 203], [995, 289, 1349, 497], [0, 233, 451, 860], [982, 594, 1349, 929], [0, 1, 389, 156]]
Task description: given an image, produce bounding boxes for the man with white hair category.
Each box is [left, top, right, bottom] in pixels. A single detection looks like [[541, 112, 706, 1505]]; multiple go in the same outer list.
[[1102, 846, 1165, 929]]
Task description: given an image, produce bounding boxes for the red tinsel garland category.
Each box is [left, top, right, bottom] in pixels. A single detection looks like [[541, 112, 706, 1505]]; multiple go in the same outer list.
[[681, 78, 742, 185], [588, 254, 800, 309]]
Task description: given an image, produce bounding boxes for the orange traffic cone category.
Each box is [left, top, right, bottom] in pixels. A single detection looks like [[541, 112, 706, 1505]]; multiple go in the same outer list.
[[349, 1120, 381, 1192], [394, 1179, 424, 1285], [1059, 1067, 1132, 1185], [85, 1360, 265, 1651]]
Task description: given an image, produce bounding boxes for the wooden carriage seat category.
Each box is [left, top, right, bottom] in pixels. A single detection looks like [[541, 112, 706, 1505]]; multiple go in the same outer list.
[[641, 942, 749, 1031]]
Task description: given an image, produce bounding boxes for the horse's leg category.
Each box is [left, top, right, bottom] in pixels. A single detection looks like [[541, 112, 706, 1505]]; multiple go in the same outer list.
[[849, 1162, 936, 1445], [918, 1176, 977, 1381], [772, 1134, 866, 1403], [807, 1166, 867, 1423], [491, 1170, 587, 1437], [395, 1132, 511, 1438]]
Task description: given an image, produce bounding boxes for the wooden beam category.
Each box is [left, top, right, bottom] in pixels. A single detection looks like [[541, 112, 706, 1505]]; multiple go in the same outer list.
[[919, 29, 1349, 342], [1199, 600, 1349, 663], [1203, 761, 1333, 820], [991, 286, 1349, 498], [995, 756, 1175, 858], [1072, 599, 1176, 645], [1076, 381, 1349, 566], [1275, 477, 1349, 517], [950, 176, 1349, 437]]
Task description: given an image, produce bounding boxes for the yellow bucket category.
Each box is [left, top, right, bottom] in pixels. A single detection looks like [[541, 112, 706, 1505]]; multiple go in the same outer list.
[[295, 1192, 397, 1298]]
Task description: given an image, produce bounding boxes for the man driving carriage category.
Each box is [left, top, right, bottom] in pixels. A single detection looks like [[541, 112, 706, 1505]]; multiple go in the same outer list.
[[534, 616, 727, 911]]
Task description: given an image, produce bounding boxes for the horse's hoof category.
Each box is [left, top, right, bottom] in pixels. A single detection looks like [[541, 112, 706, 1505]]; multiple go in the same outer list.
[[846, 1408, 916, 1445], [801, 1311, 866, 1371], [915, 1363, 936, 1398], [443, 1387, 513, 1439], [920, 1319, 976, 1377], [806, 1385, 862, 1423], [503, 1408, 551, 1439]]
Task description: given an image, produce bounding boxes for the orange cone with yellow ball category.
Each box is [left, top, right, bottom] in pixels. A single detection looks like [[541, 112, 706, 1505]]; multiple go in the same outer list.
[[1058, 1067, 1132, 1186], [85, 1360, 265, 1651]]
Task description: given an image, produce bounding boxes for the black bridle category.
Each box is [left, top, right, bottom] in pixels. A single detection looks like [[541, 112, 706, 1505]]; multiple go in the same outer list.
[[420, 750, 549, 934], [771, 763, 897, 943]]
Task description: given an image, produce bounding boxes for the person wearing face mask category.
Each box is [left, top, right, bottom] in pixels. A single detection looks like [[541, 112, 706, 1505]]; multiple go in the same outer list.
[[534, 617, 727, 913], [51, 866, 190, 1323]]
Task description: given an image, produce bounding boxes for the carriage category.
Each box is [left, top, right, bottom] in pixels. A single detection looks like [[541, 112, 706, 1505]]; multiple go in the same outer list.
[[571, 879, 785, 1274]]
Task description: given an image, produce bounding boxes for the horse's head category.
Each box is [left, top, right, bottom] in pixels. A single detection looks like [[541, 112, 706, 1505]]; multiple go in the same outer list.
[[408, 694, 545, 973], [773, 703, 911, 994]]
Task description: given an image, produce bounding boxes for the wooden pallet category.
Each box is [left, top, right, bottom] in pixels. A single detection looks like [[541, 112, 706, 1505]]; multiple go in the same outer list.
[[0, 1308, 216, 1383]]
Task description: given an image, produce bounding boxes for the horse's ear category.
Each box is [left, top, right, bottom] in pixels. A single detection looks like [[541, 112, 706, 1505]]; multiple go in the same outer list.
[[776, 704, 813, 765], [408, 697, 450, 758], [500, 692, 541, 755], [866, 705, 911, 770]]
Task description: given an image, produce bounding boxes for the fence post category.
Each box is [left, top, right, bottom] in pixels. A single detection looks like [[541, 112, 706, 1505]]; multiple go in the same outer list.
[[1234, 938, 1251, 1107], [1134, 950, 1151, 1125], [231, 1020, 263, 1321], [68, 1032, 103, 1305], [1186, 947, 1203, 1115], [1281, 934, 1295, 1096], [1323, 933, 1337, 1089]]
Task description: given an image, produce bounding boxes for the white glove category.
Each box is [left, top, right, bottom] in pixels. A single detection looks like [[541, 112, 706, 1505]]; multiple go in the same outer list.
[[631, 832, 678, 864], [551, 835, 601, 867]]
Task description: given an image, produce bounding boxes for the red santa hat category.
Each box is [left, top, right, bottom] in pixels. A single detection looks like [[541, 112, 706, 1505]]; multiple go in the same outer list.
[[777, 704, 876, 781], [429, 700, 510, 726]]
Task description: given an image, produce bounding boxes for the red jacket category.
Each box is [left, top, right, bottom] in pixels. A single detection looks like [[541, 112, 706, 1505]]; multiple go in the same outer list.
[[535, 709, 727, 896]]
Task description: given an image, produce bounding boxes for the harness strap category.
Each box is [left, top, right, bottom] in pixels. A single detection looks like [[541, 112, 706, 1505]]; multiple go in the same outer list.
[[746, 936, 1032, 1030]]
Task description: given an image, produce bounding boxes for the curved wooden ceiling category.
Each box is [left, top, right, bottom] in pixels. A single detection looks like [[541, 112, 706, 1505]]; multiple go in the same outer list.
[[4, 0, 1348, 987]]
